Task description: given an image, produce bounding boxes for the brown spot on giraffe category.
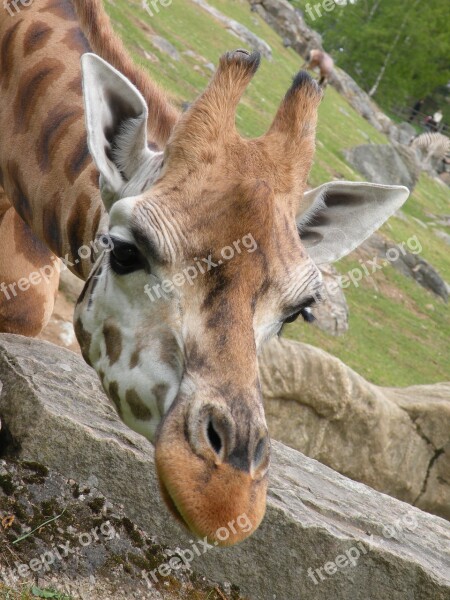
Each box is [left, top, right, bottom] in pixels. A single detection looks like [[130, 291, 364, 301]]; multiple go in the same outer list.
[[90, 167, 99, 188], [7, 161, 32, 226], [23, 21, 52, 56], [74, 317, 92, 366], [40, 0, 77, 21], [206, 296, 232, 331], [38, 103, 84, 172], [13, 211, 50, 267], [159, 331, 181, 371], [42, 192, 63, 257], [90, 206, 102, 248], [67, 192, 90, 275], [63, 26, 90, 54], [14, 58, 65, 133], [185, 340, 209, 373], [65, 135, 91, 184], [129, 349, 141, 370], [108, 381, 123, 418], [0, 280, 47, 337], [126, 389, 152, 421], [202, 268, 233, 312], [36, 102, 83, 171], [1, 19, 23, 90], [103, 318, 122, 366], [67, 74, 83, 96]]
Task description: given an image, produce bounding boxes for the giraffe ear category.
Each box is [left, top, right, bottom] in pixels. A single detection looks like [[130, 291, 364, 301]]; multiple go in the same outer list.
[[81, 53, 151, 209], [296, 181, 410, 265]]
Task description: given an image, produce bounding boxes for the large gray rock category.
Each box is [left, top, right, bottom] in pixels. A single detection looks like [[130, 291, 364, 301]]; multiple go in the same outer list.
[[314, 264, 349, 335], [393, 251, 449, 302], [0, 335, 450, 599], [389, 122, 417, 145], [260, 337, 450, 521], [345, 144, 419, 190], [149, 35, 180, 61], [391, 141, 422, 189], [362, 232, 448, 303], [330, 68, 393, 133], [249, 0, 321, 56]]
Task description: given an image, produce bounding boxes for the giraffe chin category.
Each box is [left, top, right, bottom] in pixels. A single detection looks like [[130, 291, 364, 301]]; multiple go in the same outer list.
[[155, 442, 268, 547]]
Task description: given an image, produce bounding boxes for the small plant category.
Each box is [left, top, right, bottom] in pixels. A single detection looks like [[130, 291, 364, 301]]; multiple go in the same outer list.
[[30, 588, 71, 599], [0, 586, 73, 600]]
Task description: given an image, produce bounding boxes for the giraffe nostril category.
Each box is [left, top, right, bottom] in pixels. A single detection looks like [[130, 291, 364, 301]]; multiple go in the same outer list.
[[253, 435, 270, 473], [187, 404, 236, 462], [207, 419, 223, 455]]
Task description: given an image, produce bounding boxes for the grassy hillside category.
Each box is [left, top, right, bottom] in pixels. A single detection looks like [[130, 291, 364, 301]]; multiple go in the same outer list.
[[106, 0, 450, 387]]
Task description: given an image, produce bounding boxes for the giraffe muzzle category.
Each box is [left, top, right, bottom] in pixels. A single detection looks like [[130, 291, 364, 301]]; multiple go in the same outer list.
[[154, 397, 269, 546]]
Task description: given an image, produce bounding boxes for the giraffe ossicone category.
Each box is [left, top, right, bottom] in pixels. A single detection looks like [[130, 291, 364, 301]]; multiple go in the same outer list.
[[0, 0, 409, 547]]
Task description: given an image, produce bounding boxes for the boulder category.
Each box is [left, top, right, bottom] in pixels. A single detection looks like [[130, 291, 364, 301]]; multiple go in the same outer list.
[[393, 252, 449, 302], [314, 264, 349, 335], [330, 68, 393, 133], [259, 337, 450, 521], [389, 122, 417, 145], [149, 35, 180, 61], [345, 144, 419, 190], [249, 0, 322, 57], [362, 233, 448, 303], [391, 141, 422, 189], [0, 334, 450, 599]]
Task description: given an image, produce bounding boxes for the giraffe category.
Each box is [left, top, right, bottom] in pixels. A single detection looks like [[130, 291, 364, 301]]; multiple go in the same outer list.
[[301, 49, 334, 88], [0, 0, 409, 546], [410, 131, 450, 169]]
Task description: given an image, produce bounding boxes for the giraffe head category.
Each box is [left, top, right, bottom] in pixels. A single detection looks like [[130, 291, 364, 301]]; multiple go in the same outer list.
[[74, 51, 409, 546]]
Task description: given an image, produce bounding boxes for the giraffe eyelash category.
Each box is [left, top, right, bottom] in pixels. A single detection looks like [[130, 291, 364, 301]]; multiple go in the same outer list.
[[282, 306, 316, 325], [283, 296, 317, 323], [300, 306, 316, 323], [277, 301, 317, 337]]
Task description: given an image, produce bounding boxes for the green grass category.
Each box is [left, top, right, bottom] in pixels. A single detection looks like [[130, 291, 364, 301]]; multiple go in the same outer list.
[[0, 586, 72, 600], [107, 0, 450, 386]]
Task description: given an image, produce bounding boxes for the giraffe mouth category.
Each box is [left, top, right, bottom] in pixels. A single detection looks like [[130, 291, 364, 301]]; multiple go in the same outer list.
[[158, 477, 190, 531]]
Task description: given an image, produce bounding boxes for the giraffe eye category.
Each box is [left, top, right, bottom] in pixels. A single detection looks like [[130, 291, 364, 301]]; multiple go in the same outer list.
[[110, 239, 145, 275], [283, 308, 316, 324], [283, 298, 317, 325]]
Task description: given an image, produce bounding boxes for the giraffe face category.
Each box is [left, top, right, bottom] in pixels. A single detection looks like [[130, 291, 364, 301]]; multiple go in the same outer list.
[[74, 180, 323, 543], [75, 52, 409, 545]]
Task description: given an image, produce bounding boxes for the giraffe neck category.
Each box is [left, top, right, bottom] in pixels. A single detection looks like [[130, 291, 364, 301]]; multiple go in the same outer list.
[[0, 0, 104, 279]]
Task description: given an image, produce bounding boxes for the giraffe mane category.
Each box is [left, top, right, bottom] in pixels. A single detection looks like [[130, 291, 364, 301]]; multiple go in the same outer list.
[[71, 0, 180, 147]]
